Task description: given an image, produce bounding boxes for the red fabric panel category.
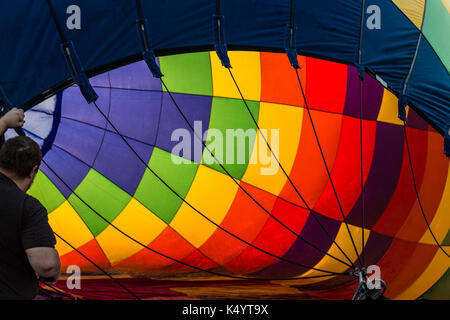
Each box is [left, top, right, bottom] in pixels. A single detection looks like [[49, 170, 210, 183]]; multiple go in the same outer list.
[[313, 116, 377, 220], [199, 182, 275, 266], [115, 226, 195, 274], [60, 238, 111, 272], [305, 57, 347, 114], [279, 110, 343, 208], [223, 213, 305, 275]]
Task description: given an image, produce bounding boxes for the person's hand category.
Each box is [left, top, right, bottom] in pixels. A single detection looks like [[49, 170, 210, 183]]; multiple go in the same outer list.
[[0, 108, 25, 128], [0, 108, 25, 135]]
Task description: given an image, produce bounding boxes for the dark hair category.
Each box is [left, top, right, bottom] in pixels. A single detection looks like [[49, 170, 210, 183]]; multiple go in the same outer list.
[[0, 136, 42, 178]]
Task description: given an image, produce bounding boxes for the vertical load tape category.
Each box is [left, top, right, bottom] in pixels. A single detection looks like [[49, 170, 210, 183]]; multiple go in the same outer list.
[[62, 42, 98, 103], [213, 14, 231, 68], [285, 0, 299, 69], [46, 0, 97, 103], [285, 24, 299, 69], [136, 18, 163, 78]]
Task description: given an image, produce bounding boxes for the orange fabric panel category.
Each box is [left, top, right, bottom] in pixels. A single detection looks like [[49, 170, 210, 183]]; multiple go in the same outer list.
[[199, 182, 276, 266], [313, 116, 377, 220], [260, 52, 306, 107], [385, 243, 438, 298], [279, 110, 343, 208]]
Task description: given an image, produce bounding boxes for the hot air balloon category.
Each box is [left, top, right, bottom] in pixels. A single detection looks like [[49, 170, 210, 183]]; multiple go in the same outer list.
[[0, 0, 448, 300]]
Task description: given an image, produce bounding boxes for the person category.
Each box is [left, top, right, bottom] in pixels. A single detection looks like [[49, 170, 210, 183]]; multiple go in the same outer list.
[[0, 108, 61, 300]]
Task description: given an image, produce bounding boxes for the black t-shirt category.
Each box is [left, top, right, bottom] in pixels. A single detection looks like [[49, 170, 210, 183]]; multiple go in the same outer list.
[[0, 172, 56, 300]]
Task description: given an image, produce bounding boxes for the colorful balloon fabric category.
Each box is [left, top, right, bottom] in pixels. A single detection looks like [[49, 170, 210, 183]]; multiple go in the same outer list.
[[4, 51, 447, 300], [0, 1, 449, 300]]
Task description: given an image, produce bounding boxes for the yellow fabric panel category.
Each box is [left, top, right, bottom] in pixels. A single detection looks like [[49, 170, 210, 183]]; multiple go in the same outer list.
[[169, 165, 239, 248], [241, 102, 303, 196], [210, 51, 261, 101], [289, 224, 370, 285], [48, 201, 94, 256], [377, 89, 409, 126], [393, 246, 450, 299], [443, 0, 450, 14], [95, 198, 167, 264], [420, 166, 450, 244], [393, 0, 426, 29]]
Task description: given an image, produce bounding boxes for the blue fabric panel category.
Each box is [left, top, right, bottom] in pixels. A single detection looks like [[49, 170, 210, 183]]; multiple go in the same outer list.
[[0, 0, 447, 152], [51, 0, 141, 71], [294, 0, 361, 64], [143, 0, 215, 50], [222, 0, 289, 50], [361, 0, 419, 93], [0, 1, 71, 106], [406, 37, 450, 138]]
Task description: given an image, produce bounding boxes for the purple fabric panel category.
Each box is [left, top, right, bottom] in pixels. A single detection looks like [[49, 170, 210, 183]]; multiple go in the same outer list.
[[92, 131, 153, 195], [89, 72, 110, 87], [41, 146, 91, 198], [156, 92, 212, 163], [106, 88, 162, 145], [252, 214, 341, 277], [406, 108, 429, 131], [347, 122, 405, 228], [343, 67, 384, 121], [61, 86, 109, 129], [52, 118, 105, 167], [359, 231, 393, 267], [108, 60, 162, 91]]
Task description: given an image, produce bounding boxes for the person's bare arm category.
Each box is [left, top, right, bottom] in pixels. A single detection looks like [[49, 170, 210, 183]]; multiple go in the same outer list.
[[0, 108, 25, 135], [25, 247, 61, 284]]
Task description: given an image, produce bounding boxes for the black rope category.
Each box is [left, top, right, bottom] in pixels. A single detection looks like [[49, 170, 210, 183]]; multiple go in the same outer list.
[[37, 126, 348, 281], [90, 99, 347, 276], [359, 76, 366, 268], [224, 68, 357, 269], [159, 78, 355, 271], [45, 0, 68, 43], [403, 124, 449, 257], [52, 230, 142, 300], [0, 105, 143, 300], [21, 107, 347, 280], [293, 68, 364, 268]]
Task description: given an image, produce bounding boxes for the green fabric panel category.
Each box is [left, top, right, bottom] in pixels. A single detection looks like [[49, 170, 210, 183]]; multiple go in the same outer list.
[[419, 268, 450, 300], [27, 170, 65, 213], [68, 169, 131, 237], [159, 52, 212, 96], [202, 97, 259, 180], [442, 228, 450, 246], [423, 0, 450, 72], [134, 147, 199, 224]]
